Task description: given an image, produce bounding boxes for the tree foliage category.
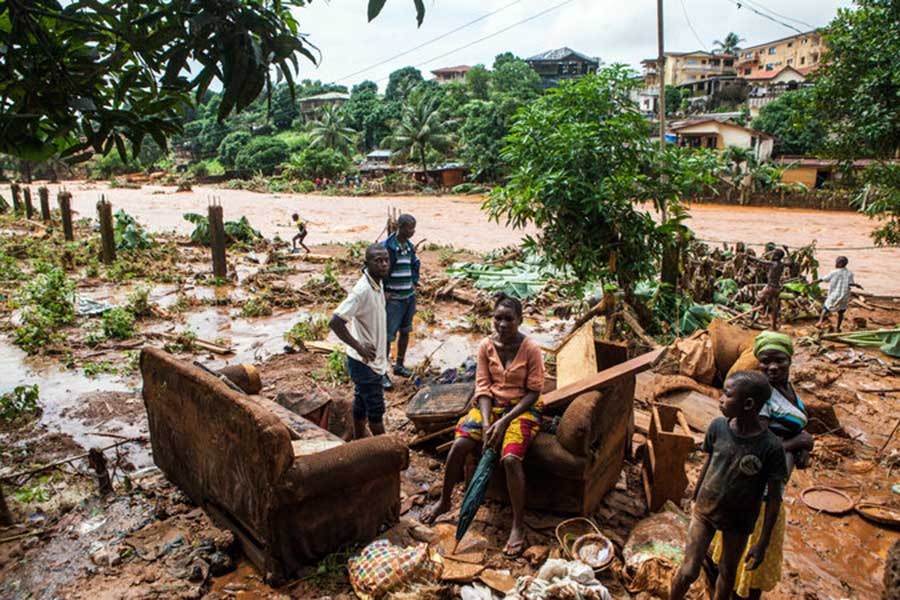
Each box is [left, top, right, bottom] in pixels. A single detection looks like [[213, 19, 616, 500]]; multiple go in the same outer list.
[[752, 88, 826, 156], [485, 66, 722, 298], [234, 137, 289, 175], [385, 67, 424, 103], [218, 131, 252, 168], [282, 147, 350, 180], [385, 95, 454, 174], [713, 32, 745, 55], [345, 81, 396, 152], [458, 101, 506, 182], [0, 0, 316, 162], [307, 105, 358, 156]]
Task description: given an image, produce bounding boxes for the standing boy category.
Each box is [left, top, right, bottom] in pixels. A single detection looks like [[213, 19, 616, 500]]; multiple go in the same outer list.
[[816, 256, 863, 331], [670, 371, 788, 600], [329, 245, 391, 439], [381, 213, 420, 389], [753, 247, 791, 330], [291, 213, 309, 254]]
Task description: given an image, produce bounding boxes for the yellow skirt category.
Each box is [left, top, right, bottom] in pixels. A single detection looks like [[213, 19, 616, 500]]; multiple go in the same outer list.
[[709, 502, 786, 597]]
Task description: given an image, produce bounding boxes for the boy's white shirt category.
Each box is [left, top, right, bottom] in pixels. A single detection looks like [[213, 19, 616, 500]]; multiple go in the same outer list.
[[333, 270, 388, 375]]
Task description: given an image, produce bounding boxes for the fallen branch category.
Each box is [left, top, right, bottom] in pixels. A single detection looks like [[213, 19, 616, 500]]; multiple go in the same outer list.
[[0, 529, 47, 544], [621, 305, 660, 349], [1, 437, 146, 483]]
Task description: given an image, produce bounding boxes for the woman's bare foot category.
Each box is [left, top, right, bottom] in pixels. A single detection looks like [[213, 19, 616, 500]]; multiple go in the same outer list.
[[503, 525, 527, 558], [423, 499, 451, 525]]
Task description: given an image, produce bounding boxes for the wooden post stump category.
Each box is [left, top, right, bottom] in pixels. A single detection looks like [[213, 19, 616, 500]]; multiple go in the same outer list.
[[642, 403, 695, 512], [38, 186, 51, 221], [11, 183, 21, 214], [58, 190, 74, 241], [97, 196, 116, 264], [87, 448, 113, 496], [23, 187, 34, 220], [208, 201, 227, 279], [0, 486, 12, 526]]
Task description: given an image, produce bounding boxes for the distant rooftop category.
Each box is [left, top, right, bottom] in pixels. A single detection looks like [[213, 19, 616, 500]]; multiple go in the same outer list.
[[299, 91, 350, 102], [431, 65, 472, 74], [526, 47, 599, 65]]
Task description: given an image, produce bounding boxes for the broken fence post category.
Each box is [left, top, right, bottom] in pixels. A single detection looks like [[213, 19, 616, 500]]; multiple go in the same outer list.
[[11, 183, 21, 214], [0, 485, 12, 526], [97, 196, 116, 264], [58, 190, 74, 241], [208, 199, 227, 279], [87, 447, 113, 496], [23, 187, 34, 220], [38, 186, 51, 222]]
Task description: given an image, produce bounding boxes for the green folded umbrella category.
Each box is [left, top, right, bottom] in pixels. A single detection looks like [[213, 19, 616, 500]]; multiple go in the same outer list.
[[454, 447, 498, 550]]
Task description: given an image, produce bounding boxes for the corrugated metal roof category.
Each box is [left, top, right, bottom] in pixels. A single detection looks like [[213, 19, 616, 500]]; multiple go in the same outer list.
[[526, 47, 599, 64]]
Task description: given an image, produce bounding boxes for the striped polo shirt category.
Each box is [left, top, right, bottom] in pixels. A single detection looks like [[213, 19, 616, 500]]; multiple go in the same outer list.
[[384, 237, 415, 299]]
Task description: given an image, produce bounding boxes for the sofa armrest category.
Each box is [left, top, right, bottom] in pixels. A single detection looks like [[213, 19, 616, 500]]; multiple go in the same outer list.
[[556, 391, 602, 456], [279, 435, 409, 503]]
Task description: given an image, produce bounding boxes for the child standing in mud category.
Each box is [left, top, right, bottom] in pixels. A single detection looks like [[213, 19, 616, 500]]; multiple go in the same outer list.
[[753, 247, 790, 330], [816, 256, 863, 331], [670, 371, 788, 600], [291, 213, 309, 254]]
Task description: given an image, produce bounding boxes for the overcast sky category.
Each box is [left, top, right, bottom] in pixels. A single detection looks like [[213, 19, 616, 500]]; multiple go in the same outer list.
[[289, 0, 852, 90]]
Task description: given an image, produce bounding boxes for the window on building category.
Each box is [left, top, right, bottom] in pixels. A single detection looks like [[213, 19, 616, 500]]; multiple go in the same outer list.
[[744, 51, 753, 58], [751, 136, 758, 148], [787, 58, 793, 65], [765, 63, 774, 71], [768, 47, 777, 54], [787, 42, 793, 48], [800, 56, 806, 65], [744, 68, 752, 75]]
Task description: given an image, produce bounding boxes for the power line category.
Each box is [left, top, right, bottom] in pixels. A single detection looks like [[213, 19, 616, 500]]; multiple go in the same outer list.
[[376, 0, 579, 83], [719, 0, 805, 34], [335, 0, 526, 83], [740, 0, 815, 30], [679, 0, 708, 51]]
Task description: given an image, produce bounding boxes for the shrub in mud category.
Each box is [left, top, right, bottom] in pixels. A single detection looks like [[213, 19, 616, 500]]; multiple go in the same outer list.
[[284, 314, 330, 345], [102, 307, 136, 339], [0, 384, 39, 424], [241, 296, 273, 318], [13, 267, 75, 354]]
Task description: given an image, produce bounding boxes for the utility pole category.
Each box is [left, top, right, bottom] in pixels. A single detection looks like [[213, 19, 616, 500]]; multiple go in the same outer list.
[[657, 0, 666, 151]]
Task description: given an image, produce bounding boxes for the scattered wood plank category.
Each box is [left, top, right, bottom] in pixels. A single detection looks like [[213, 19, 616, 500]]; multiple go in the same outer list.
[[155, 332, 233, 355], [621, 307, 661, 349], [655, 389, 719, 433], [436, 440, 454, 453], [303, 340, 338, 354], [555, 318, 597, 388], [409, 425, 456, 448], [541, 348, 667, 412]]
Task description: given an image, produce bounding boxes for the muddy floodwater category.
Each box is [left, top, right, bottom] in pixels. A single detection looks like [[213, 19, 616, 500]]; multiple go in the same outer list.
[[51, 182, 900, 295]]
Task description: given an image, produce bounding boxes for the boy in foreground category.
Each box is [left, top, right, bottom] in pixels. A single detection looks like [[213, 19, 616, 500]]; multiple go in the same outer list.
[[816, 255, 863, 331], [670, 371, 788, 600], [329, 244, 391, 439]]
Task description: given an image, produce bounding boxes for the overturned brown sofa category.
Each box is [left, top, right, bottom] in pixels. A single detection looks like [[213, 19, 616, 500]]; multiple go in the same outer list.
[[140, 347, 409, 582]]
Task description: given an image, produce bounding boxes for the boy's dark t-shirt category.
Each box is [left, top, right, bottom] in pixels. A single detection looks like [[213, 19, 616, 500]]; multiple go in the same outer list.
[[695, 416, 788, 535]]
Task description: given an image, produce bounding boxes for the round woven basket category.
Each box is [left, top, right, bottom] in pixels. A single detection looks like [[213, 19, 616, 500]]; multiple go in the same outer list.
[[571, 533, 615, 572]]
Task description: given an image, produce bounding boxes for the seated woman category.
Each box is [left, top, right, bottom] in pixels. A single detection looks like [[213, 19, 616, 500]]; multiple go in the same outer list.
[[710, 331, 814, 599], [425, 294, 543, 557]]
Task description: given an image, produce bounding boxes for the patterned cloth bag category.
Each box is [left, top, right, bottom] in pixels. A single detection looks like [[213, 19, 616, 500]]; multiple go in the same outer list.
[[348, 539, 443, 599]]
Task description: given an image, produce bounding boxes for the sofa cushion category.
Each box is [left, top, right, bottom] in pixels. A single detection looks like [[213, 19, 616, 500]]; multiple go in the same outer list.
[[556, 391, 602, 456], [527, 433, 587, 479]]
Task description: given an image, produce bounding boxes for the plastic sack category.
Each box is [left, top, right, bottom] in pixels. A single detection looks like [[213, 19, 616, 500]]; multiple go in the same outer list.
[[347, 539, 443, 600]]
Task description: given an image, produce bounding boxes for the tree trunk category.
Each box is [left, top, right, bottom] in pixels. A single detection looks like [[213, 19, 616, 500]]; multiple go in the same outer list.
[[420, 147, 428, 185]]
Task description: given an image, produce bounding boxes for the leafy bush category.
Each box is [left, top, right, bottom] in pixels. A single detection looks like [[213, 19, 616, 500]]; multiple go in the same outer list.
[[217, 131, 252, 167], [284, 314, 330, 345], [241, 296, 272, 318], [274, 130, 312, 154], [13, 268, 75, 354], [113, 209, 153, 250], [0, 384, 39, 423], [183, 213, 262, 246], [0, 248, 24, 281], [281, 147, 350, 180], [102, 307, 136, 339], [315, 349, 349, 385], [126, 286, 152, 317], [296, 180, 316, 193], [234, 137, 290, 175]]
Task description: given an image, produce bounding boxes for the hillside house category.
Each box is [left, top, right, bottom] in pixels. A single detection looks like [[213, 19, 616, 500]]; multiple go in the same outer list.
[[742, 65, 814, 116], [735, 31, 826, 79], [525, 47, 600, 88], [431, 65, 472, 84], [298, 91, 350, 118], [670, 119, 774, 162]]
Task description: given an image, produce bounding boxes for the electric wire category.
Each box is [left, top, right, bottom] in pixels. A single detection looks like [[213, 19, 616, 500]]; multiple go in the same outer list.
[[679, 0, 709, 51], [719, 0, 805, 34]]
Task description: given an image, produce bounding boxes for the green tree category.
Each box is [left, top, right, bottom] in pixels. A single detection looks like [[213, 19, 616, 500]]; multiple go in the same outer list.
[[492, 52, 518, 70], [459, 100, 506, 182], [713, 32, 745, 55], [385, 95, 454, 174], [234, 137, 289, 175], [752, 89, 825, 156], [814, 0, 900, 160], [218, 131, 252, 168], [307, 105, 358, 156], [492, 58, 542, 100], [345, 81, 396, 151], [283, 147, 350, 180], [0, 0, 317, 162], [465, 65, 491, 100], [271, 84, 300, 130], [385, 66, 424, 102], [485, 67, 721, 305], [664, 86, 685, 117]]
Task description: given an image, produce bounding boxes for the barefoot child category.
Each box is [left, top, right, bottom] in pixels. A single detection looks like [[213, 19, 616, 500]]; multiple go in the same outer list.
[[292, 213, 309, 254], [816, 256, 863, 331], [753, 247, 790, 330], [670, 371, 788, 600]]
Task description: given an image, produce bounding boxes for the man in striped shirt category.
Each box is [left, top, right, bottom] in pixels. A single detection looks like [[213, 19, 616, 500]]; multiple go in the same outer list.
[[381, 214, 420, 389]]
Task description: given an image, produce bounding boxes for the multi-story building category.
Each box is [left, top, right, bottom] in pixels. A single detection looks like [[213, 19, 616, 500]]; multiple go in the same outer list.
[[734, 31, 826, 78], [430, 65, 472, 84], [525, 47, 600, 88], [641, 51, 736, 89]]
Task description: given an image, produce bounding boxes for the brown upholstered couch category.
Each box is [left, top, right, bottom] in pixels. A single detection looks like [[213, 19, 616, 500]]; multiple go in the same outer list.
[[488, 345, 637, 515], [140, 347, 409, 582]]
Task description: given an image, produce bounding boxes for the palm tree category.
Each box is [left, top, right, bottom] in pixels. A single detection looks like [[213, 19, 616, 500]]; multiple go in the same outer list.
[[307, 104, 358, 156], [713, 32, 745, 55], [384, 95, 454, 175]]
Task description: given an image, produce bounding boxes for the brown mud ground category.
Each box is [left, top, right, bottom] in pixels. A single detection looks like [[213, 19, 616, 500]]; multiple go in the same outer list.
[[46, 181, 900, 296], [1, 188, 899, 599]]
